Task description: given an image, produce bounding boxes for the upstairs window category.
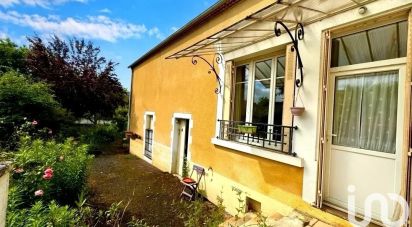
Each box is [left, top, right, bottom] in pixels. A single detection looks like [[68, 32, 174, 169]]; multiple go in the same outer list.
[[331, 21, 407, 67]]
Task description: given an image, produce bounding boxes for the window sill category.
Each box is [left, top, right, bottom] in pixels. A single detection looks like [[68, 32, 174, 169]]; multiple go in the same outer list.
[[211, 138, 303, 168]]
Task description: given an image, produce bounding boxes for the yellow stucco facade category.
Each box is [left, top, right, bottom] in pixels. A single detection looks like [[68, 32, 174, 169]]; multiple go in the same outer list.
[[129, 0, 412, 226]]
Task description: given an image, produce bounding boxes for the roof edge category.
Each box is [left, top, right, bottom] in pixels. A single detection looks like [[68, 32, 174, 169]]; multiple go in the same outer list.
[[129, 0, 242, 69]]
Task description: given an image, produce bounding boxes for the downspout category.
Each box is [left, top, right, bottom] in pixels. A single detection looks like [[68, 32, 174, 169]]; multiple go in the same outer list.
[[127, 70, 134, 131], [407, 85, 412, 226]]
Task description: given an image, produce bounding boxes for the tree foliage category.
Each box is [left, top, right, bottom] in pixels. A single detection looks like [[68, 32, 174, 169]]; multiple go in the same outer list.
[[26, 36, 126, 122], [0, 71, 67, 148], [0, 71, 62, 123], [0, 39, 29, 74]]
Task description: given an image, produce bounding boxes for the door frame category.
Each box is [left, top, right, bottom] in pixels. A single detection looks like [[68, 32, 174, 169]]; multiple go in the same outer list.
[[170, 113, 193, 174], [322, 59, 406, 218], [316, 11, 412, 211]]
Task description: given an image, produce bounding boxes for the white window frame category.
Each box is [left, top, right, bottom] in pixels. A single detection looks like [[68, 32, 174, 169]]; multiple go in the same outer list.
[[235, 55, 285, 126], [143, 112, 155, 164]]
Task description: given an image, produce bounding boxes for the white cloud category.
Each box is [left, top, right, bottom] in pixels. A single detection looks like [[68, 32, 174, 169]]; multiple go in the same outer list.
[[0, 0, 19, 8], [171, 26, 179, 32], [0, 31, 8, 39], [148, 27, 164, 40], [0, 0, 87, 8], [98, 8, 111, 14], [0, 11, 152, 42]]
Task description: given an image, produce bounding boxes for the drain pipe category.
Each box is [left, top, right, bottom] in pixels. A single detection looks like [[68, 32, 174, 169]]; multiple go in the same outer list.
[[407, 92, 412, 227]]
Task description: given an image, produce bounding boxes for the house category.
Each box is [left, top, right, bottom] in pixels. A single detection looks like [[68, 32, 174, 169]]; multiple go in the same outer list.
[[128, 0, 412, 226]]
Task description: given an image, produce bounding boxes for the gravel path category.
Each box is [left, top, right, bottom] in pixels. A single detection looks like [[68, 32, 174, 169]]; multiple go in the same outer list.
[[87, 148, 185, 226]]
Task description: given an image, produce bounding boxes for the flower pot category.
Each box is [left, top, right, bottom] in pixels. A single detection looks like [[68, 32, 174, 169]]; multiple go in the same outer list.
[[290, 107, 305, 116], [125, 131, 139, 140], [238, 125, 257, 134]]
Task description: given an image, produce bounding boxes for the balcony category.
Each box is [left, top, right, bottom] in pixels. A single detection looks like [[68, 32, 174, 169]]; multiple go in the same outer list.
[[216, 120, 298, 156]]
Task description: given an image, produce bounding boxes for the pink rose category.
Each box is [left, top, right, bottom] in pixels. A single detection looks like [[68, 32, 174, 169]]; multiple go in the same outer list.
[[34, 190, 44, 197], [14, 168, 24, 174], [43, 173, 52, 180], [43, 167, 53, 180], [44, 167, 53, 175], [32, 120, 38, 126]]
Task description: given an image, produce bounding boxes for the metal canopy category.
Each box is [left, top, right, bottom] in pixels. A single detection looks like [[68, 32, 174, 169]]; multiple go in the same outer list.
[[166, 0, 375, 59]]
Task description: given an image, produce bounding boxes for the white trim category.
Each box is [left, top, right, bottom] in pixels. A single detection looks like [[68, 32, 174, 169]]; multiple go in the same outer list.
[[211, 138, 304, 167], [143, 111, 155, 164], [170, 113, 193, 174], [215, 56, 225, 137], [329, 57, 407, 74]]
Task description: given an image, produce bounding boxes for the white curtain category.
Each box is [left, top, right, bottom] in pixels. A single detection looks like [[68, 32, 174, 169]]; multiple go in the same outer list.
[[333, 71, 398, 154]]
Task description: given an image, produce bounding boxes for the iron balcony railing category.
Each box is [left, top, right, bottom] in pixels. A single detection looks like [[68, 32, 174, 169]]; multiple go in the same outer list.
[[217, 120, 298, 156]]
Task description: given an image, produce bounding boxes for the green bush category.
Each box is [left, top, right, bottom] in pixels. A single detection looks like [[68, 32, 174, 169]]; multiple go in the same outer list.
[[113, 106, 128, 133], [7, 200, 78, 227], [0, 71, 67, 150], [11, 137, 93, 206], [80, 124, 119, 154]]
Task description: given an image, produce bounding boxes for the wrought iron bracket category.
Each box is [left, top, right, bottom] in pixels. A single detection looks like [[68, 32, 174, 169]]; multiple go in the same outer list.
[[192, 53, 223, 94], [274, 21, 304, 87]]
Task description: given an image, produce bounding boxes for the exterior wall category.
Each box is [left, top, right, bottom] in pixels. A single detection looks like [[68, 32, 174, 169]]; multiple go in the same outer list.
[[225, 0, 412, 207], [0, 166, 10, 227], [129, 0, 307, 220], [129, 0, 412, 226]]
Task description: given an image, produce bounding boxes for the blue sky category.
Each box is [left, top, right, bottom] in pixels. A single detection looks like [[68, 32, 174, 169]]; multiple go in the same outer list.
[[0, 0, 218, 90]]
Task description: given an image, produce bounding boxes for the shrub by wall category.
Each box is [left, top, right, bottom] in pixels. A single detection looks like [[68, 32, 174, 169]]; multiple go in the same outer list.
[[11, 137, 93, 206]]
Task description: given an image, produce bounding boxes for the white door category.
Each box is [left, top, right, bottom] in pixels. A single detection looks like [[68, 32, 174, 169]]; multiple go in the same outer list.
[[323, 63, 405, 221], [172, 119, 187, 175]]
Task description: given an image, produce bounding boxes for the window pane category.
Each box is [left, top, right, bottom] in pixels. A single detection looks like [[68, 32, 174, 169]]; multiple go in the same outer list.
[[331, 21, 407, 67], [359, 71, 398, 153], [252, 60, 271, 124], [274, 56, 285, 126], [341, 32, 371, 65], [399, 21, 408, 57], [331, 39, 350, 67], [233, 83, 248, 121], [333, 76, 363, 147], [332, 71, 398, 154], [236, 65, 249, 82], [234, 65, 249, 122], [368, 24, 398, 61]]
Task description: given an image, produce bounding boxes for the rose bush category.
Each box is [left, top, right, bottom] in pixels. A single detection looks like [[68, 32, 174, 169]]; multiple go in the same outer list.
[[11, 137, 93, 205]]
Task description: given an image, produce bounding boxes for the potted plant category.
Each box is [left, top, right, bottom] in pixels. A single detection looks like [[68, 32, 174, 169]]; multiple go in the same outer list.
[[238, 125, 257, 134], [125, 131, 139, 140], [291, 86, 305, 116]]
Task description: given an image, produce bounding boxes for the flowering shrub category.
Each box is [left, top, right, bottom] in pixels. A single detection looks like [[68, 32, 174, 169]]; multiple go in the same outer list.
[[1, 118, 53, 150], [11, 137, 93, 205]]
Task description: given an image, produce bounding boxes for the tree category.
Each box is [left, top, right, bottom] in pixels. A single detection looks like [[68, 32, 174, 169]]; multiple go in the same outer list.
[[0, 71, 67, 148], [0, 39, 29, 74], [26, 36, 126, 123]]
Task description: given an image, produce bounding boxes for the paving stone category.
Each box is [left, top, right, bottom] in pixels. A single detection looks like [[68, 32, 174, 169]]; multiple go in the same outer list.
[[312, 221, 334, 227], [307, 218, 319, 226], [276, 217, 304, 227]]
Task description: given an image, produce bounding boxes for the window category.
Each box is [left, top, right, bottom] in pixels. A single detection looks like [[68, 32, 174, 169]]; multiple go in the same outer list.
[[332, 71, 398, 153], [233, 56, 285, 126], [144, 114, 154, 159], [331, 21, 407, 67]]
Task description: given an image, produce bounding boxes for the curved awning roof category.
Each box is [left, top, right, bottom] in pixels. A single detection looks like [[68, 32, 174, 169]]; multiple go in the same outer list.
[[166, 0, 375, 59]]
